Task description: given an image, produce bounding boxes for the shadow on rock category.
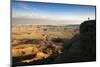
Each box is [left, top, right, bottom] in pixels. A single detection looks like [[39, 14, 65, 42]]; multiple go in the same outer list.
[[55, 20, 96, 63]]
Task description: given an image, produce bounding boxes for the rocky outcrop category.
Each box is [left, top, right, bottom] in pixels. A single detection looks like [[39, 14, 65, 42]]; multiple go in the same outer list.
[[55, 20, 96, 63]]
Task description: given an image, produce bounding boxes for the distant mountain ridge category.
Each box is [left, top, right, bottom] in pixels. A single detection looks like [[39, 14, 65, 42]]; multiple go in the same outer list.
[[12, 17, 82, 25]]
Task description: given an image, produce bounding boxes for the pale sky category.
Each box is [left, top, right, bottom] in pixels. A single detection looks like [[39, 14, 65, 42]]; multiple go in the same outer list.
[[12, 0, 96, 25]]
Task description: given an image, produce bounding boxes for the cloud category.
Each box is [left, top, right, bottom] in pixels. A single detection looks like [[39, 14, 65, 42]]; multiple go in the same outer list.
[[12, 11, 95, 21], [12, 13, 33, 19], [15, 3, 32, 10], [12, 13, 83, 21]]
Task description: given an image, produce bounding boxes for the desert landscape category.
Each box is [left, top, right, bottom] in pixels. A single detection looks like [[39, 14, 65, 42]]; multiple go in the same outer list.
[[12, 24, 79, 65], [12, 1, 96, 66]]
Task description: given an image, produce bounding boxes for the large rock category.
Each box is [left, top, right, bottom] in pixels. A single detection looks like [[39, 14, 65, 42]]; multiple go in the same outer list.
[[55, 20, 96, 63]]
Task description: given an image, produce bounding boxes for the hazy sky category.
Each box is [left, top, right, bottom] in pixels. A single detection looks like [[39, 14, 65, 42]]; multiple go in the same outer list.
[[12, 0, 96, 25]]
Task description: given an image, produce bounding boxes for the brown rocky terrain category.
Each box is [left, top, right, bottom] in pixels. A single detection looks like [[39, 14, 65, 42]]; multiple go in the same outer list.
[[12, 25, 79, 66]]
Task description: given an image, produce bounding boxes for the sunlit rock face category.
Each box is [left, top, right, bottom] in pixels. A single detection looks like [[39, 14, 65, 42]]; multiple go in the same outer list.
[[12, 24, 80, 66]]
